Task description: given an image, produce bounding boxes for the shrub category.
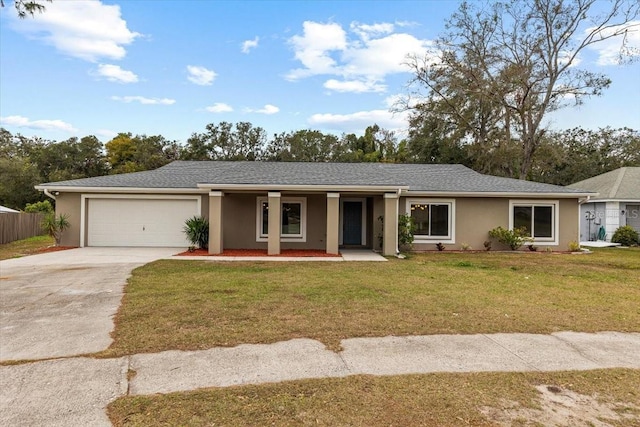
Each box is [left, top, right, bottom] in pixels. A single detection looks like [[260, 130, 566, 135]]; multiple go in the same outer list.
[[377, 214, 416, 252], [41, 213, 70, 246], [183, 216, 209, 249], [488, 226, 532, 250], [398, 213, 415, 251], [568, 240, 581, 252], [436, 242, 445, 251], [611, 225, 639, 246], [483, 240, 492, 251], [25, 200, 54, 214], [460, 242, 471, 251]]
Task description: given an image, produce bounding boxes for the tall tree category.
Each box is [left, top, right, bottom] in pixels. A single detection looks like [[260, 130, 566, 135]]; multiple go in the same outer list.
[[403, 0, 639, 179], [182, 122, 266, 161], [530, 127, 640, 184], [106, 133, 180, 174]]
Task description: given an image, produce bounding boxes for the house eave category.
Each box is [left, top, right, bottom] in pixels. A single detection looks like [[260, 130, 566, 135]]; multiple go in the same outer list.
[[35, 186, 207, 194], [403, 190, 596, 198], [197, 183, 410, 193], [581, 198, 640, 203]]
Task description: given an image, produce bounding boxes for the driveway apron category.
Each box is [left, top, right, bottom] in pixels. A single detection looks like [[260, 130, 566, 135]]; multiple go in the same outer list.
[[0, 248, 178, 361]]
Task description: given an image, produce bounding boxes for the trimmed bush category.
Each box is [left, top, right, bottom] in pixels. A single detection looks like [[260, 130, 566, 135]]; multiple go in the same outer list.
[[488, 226, 532, 250], [611, 225, 639, 246]]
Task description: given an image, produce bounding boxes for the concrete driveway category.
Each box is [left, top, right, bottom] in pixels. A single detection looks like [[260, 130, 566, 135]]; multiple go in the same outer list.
[[0, 247, 178, 361]]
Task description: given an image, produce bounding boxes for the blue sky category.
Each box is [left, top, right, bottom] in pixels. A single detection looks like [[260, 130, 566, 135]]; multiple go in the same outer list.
[[1, 0, 638, 144]]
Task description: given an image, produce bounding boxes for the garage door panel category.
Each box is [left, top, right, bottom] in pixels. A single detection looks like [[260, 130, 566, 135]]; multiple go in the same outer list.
[[87, 198, 199, 247]]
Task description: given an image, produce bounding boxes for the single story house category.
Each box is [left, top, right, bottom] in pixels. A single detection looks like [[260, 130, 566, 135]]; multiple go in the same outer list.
[[35, 161, 594, 255], [568, 167, 640, 242]]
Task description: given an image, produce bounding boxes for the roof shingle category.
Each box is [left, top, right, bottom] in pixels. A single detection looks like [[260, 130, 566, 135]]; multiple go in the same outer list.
[[37, 161, 590, 195]]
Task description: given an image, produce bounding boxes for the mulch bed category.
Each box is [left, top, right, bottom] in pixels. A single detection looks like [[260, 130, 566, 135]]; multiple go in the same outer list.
[[34, 246, 77, 254], [176, 248, 341, 257]]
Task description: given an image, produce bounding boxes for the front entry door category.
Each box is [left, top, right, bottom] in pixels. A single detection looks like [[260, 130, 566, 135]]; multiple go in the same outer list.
[[343, 201, 363, 245]]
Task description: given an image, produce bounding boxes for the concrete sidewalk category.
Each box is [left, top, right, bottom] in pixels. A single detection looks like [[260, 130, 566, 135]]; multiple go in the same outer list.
[[170, 249, 387, 262], [2, 331, 639, 426]]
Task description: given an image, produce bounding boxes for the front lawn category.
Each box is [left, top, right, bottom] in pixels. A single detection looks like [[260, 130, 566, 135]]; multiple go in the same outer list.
[[108, 369, 640, 426], [0, 235, 54, 260], [101, 248, 640, 357]]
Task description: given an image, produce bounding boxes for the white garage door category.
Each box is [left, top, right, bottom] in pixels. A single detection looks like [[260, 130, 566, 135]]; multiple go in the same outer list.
[[87, 198, 199, 247]]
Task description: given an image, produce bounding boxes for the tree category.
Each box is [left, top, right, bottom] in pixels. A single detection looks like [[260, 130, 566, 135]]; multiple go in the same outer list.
[[182, 122, 266, 161], [106, 133, 180, 173], [530, 127, 640, 184], [403, 0, 639, 179], [0, 0, 51, 18], [263, 130, 340, 162], [0, 157, 43, 209]]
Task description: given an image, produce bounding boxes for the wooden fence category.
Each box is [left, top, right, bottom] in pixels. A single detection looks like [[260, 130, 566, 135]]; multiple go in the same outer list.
[[0, 213, 46, 245]]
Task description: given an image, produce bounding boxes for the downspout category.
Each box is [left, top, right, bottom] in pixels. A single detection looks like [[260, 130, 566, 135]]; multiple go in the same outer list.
[[43, 189, 57, 201], [395, 188, 402, 257]]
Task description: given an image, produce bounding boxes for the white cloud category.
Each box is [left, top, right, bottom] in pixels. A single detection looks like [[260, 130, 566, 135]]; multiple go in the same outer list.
[[10, 0, 140, 62], [186, 65, 217, 85], [245, 104, 280, 115], [241, 37, 259, 53], [111, 96, 175, 105], [586, 21, 640, 65], [286, 21, 347, 80], [286, 20, 433, 93], [206, 103, 234, 113], [308, 109, 409, 134], [94, 64, 138, 83], [0, 115, 77, 132], [324, 79, 386, 93], [350, 22, 394, 41]]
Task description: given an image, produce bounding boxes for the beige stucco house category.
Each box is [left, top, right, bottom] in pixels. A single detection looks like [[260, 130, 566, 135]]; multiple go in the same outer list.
[[35, 161, 594, 255]]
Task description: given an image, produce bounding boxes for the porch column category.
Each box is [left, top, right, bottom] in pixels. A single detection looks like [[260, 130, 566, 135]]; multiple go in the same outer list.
[[326, 192, 340, 255], [383, 192, 399, 256], [208, 191, 224, 255], [268, 191, 281, 255]]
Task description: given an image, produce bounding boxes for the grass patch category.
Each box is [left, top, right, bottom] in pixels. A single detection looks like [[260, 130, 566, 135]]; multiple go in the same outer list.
[[100, 248, 640, 357], [0, 235, 53, 260], [108, 369, 640, 426]]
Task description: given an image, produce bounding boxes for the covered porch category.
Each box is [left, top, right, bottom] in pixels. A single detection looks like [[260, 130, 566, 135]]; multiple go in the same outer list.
[[204, 188, 403, 257]]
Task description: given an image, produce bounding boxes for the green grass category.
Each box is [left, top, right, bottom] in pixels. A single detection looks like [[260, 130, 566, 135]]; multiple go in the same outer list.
[[0, 235, 53, 260], [101, 247, 640, 357], [108, 369, 640, 426]]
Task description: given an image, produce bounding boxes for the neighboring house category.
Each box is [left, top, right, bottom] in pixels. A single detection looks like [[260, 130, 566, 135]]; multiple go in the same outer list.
[[569, 167, 640, 242], [0, 205, 20, 214], [35, 161, 594, 255]]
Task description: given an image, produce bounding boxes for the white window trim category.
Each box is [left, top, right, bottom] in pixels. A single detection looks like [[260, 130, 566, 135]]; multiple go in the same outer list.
[[508, 200, 559, 245], [256, 197, 307, 242], [406, 198, 456, 244], [339, 198, 367, 246]]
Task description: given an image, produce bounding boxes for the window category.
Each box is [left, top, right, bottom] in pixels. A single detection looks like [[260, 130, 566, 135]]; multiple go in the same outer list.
[[257, 197, 306, 242], [407, 199, 455, 243], [509, 201, 558, 244]]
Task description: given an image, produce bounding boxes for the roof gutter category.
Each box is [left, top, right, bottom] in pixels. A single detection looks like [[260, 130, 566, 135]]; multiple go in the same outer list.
[[404, 191, 597, 198], [34, 186, 206, 194], [197, 183, 411, 193]]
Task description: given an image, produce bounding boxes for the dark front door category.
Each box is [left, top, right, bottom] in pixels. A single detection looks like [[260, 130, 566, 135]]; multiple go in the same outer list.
[[343, 201, 363, 245]]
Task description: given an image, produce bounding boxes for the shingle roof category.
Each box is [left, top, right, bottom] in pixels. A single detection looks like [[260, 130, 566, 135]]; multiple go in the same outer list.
[[37, 161, 590, 195], [568, 167, 640, 200]]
